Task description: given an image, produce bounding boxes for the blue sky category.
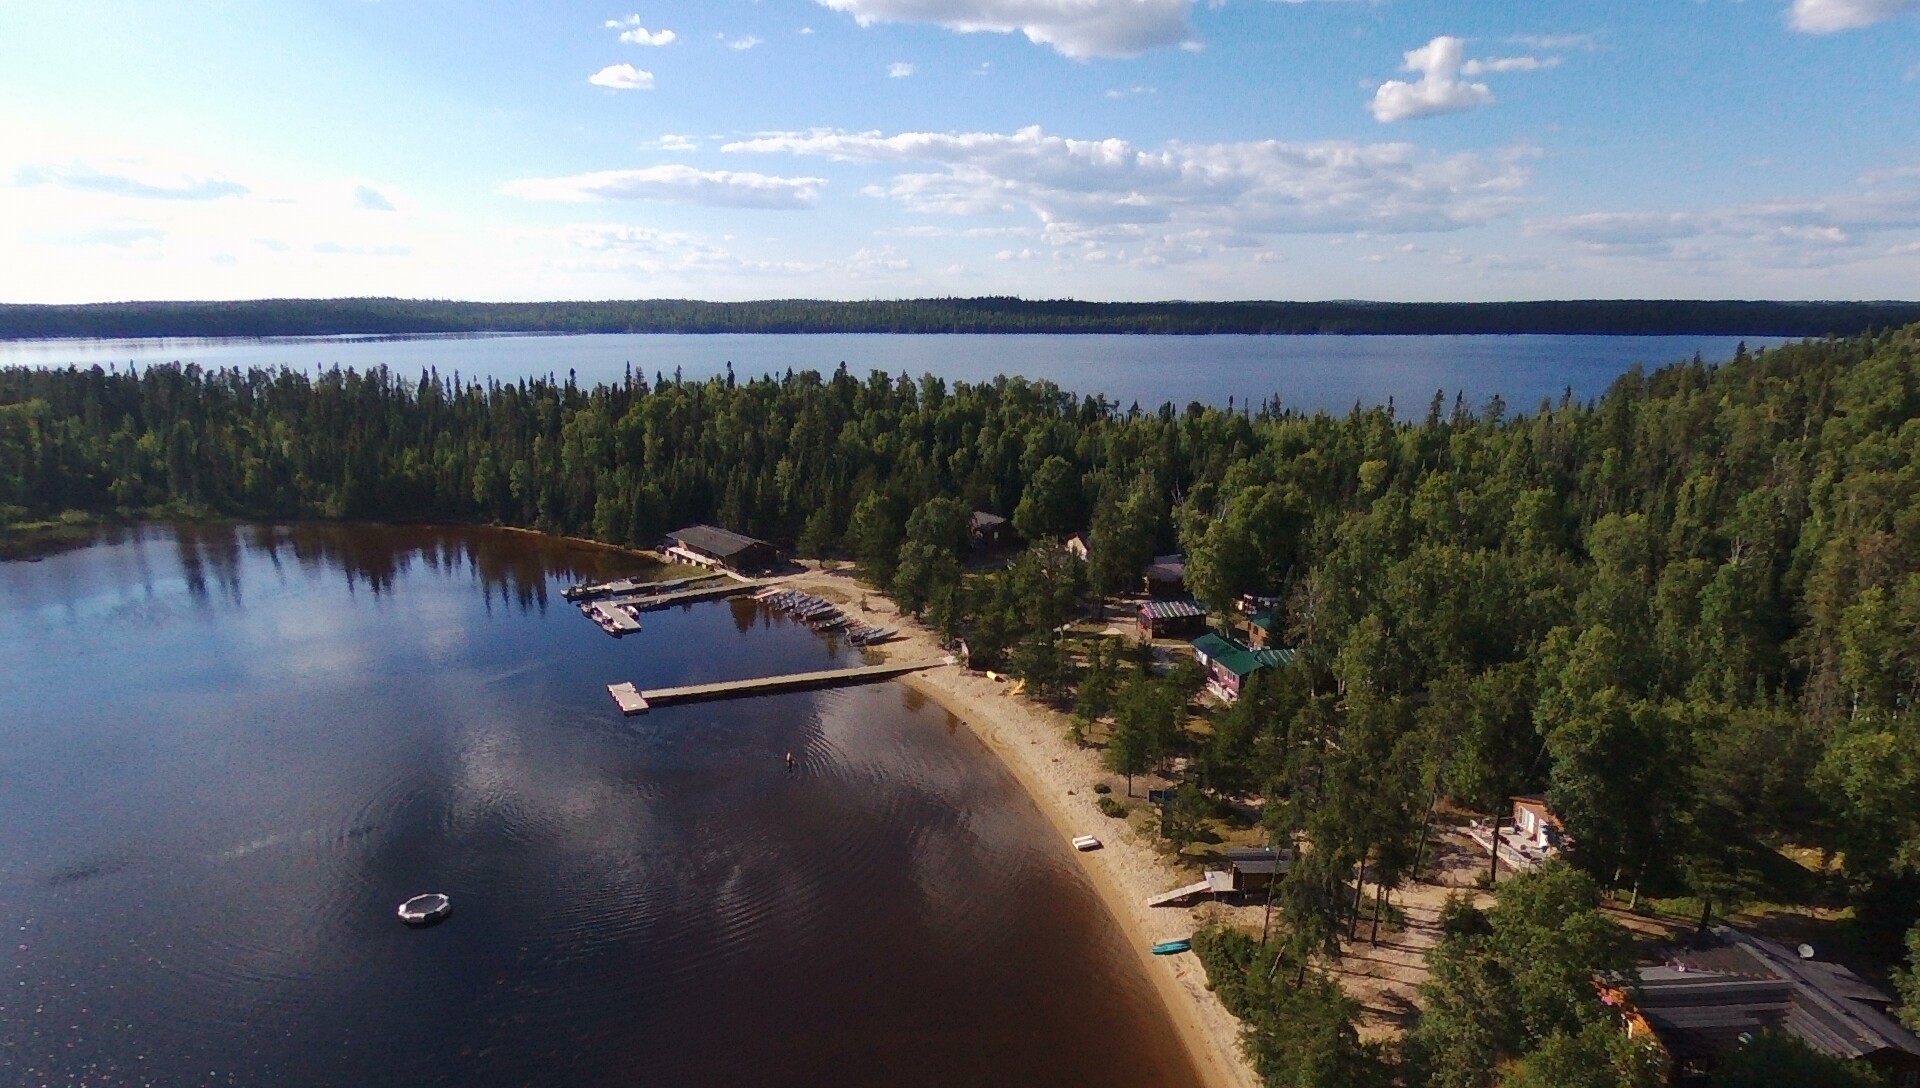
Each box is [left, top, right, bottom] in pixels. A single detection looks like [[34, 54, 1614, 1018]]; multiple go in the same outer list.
[[2, 0, 1917, 303]]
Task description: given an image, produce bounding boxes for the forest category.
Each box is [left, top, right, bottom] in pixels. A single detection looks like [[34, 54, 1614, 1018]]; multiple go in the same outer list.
[[6, 296, 1920, 339], [4, 324, 1920, 1086]]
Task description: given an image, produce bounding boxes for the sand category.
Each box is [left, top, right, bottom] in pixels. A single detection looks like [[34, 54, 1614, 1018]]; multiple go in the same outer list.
[[781, 566, 1263, 1088]]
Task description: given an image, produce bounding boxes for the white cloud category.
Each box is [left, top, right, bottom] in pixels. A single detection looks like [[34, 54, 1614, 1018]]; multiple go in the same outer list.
[[647, 134, 700, 152], [1106, 84, 1157, 98], [13, 160, 248, 201], [588, 63, 655, 90], [889, 62, 915, 77], [730, 35, 765, 50], [1461, 55, 1559, 76], [605, 15, 677, 45], [353, 185, 396, 211], [1508, 33, 1597, 51], [725, 124, 1531, 245], [500, 165, 826, 209], [1790, 0, 1920, 32], [813, 0, 1194, 59], [1371, 36, 1494, 123]]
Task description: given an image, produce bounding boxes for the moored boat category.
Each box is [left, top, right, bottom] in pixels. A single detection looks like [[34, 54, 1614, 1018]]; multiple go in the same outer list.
[[398, 892, 452, 925]]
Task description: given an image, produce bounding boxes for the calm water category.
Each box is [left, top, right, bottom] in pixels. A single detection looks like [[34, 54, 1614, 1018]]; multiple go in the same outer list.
[[0, 524, 1198, 1087], [0, 331, 1785, 414]]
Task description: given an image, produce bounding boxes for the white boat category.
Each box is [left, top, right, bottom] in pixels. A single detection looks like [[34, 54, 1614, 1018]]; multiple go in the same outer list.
[[397, 892, 452, 925], [1071, 835, 1102, 851]]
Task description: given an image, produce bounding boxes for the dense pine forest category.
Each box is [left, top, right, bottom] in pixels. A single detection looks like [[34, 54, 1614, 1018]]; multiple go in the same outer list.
[[6, 296, 1920, 338], [6, 326, 1920, 1086]]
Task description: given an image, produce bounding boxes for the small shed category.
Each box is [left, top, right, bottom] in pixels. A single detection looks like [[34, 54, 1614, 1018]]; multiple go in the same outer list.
[[665, 525, 780, 573], [1138, 599, 1208, 640], [1245, 610, 1278, 649], [1064, 533, 1090, 561], [1222, 847, 1293, 892], [1191, 633, 1291, 703], [1143, 554, 1188, 598], [969, 511, 1017, 549]]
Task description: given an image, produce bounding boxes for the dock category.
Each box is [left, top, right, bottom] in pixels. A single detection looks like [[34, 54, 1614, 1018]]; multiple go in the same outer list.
[[613, 578, 775, 613], [609, 660, 945, 715], [607, 682, 649, 714]]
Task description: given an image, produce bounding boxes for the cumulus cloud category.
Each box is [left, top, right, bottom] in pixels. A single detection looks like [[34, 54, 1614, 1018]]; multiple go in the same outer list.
[[589, 63, 655, 90], [353, 185, 395, 211], [1371, 37, 1494, 123], [648, 134, 700, 151], [724, 124, 1531, 244], [730, 35, 765, 50], [1527, 179, 1920, 266], [500, 165, 826, 209], [889, 62, 915, 77], [813, 0, 1194, 59], [13, 161, 249, 200], [605, 15, 676, 45], [1790, 0, 1920, 32]]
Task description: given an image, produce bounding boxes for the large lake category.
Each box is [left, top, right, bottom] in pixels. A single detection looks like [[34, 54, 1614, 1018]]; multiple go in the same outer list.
[[0, 524, 1198, 1087], [0, 332, 1785, 414]]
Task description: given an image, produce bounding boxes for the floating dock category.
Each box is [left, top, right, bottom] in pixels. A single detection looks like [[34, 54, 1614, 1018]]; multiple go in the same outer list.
[[607, 682, 650, 714], [608, 660, 945, 715]]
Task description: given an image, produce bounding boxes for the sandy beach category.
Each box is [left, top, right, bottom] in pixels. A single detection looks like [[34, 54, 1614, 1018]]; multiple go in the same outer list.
[[780, 565, 1263, 1088]]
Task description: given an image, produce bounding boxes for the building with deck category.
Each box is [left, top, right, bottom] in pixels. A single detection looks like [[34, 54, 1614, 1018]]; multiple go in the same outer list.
[[1191, 632, 1291, 702], [665, 525, 779, 573], [1605, 927, 1920, 1085]]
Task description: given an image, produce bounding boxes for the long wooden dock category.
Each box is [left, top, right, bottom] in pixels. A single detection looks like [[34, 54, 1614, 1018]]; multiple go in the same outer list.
[[608, 660, 945, 715], [614, 578, 776, 613]]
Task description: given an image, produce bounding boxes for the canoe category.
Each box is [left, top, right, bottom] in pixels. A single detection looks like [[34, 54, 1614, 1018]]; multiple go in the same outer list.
[[1151, 938, 1192, 956]]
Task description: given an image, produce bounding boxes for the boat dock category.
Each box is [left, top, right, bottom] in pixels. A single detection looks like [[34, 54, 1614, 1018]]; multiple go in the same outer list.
[[608, 659, 945, 715], [614, 578, 774, 613]]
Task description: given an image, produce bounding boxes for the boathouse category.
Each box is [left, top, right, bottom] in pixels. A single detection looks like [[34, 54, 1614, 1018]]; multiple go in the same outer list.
[[1138, 599, 1208, 640], [665, 525, 779, 573]]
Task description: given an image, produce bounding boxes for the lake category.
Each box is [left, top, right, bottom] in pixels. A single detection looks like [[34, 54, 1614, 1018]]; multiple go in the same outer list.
[[0, 331, 1786, 414], [0, 524, 1198, 1087]]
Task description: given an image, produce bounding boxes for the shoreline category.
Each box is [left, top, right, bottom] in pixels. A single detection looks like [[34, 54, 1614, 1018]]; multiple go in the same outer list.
[[783, 566, 1261, 1088]]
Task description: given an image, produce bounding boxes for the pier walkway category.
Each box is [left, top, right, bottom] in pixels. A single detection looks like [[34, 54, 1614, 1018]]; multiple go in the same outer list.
[[608, 659, 945, 715], [609, 578, 775, 613]]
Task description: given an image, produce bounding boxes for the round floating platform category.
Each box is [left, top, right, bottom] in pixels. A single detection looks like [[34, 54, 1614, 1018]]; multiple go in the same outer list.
[[397, 892, 452, 926]]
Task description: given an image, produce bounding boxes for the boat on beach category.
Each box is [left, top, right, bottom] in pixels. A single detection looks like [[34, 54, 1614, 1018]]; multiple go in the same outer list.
[[1151, 938, 1191, 956]]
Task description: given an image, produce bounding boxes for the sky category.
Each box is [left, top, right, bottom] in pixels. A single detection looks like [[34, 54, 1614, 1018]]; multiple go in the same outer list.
[[1, 0, 1917, 304]]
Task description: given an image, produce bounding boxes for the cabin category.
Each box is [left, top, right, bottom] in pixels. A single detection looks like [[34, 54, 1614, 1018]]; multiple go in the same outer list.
[[1191, 632, 1291, 703], [664, 525, 780, 574], [1064, 533, 1091, 561], [1511, 794, 1568, 856], [1143, 554, 1188, 598], [1221, 847, 1293, 892], [1245, 610, 1278, 649], [1138, 599, 1208, 640], [968, 511, 1018, 550], [1608, 927, 1920, 1085]]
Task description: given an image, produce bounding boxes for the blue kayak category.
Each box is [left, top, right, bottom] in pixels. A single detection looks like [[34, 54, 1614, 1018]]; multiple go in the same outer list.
[[1151, 939, 1192, 956]]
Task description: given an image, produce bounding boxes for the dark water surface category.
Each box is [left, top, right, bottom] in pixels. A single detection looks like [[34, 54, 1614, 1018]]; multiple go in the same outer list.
[[0, 524, 1198, 1087], [0, 331, 1784, 414]]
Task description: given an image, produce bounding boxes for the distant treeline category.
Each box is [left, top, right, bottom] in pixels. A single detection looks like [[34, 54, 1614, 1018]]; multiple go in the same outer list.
[[5, 296, 1920, 339]]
